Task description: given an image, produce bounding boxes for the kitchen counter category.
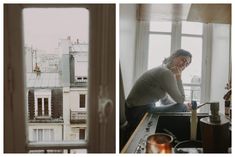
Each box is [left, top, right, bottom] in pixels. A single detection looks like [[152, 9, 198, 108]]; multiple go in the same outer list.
[[121, 112, 215, 153]]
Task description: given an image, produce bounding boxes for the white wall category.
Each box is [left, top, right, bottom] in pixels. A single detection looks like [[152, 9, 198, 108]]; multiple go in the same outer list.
[[69, 89, 87, 110], [210, 24, 230, 113], [63, 88, 87, 141], [120, 4, 137, 98]]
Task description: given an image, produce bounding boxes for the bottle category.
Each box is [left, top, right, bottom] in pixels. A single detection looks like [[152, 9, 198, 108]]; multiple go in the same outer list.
[[225, 101, 231, 118]]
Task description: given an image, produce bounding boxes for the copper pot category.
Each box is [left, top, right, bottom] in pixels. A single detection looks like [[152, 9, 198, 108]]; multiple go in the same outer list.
[[146, 133, 173, 153]]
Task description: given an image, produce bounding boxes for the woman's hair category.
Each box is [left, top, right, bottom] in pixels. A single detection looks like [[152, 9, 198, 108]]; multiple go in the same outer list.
[[162, 49, 192, 65]]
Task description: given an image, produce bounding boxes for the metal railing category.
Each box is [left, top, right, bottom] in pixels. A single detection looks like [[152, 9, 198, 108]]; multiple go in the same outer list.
[[27, 140, 87, 153], [183, 83, 201, 102]]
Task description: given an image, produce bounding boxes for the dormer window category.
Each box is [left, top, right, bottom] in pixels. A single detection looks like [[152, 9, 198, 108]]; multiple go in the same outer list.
[[35, 90, 52, 118], [37, 97, 49, 116]]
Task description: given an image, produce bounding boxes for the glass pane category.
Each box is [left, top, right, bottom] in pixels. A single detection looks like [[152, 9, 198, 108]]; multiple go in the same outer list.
[[181, 36, 202, 84], [33, 129, 37, 141], [148, 34, 171, 69], [182, 21, 203, 35], [79, 128, 85, 140], [38, 129, 43, 141], [50, 129, 54, 141], [44, 129, 50, 141], [44, 98, 49, 116], [38, 98, 42, 116], [183, 86, 201, 103], [79, 94, 85, 108], [150, 21, 172, 32]]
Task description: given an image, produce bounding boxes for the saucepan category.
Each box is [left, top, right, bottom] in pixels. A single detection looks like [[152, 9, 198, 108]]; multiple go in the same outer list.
[[174, 140, 203, 153], [146, 133, 173, 153], [162, 128, 203, 153]]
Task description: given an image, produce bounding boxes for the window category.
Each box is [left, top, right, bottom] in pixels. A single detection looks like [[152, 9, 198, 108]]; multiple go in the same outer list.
[[181, 22, 203, 102], [150, 21, 172, 32], [79, 128, 85, 140], [148, 21, 172, 69], [33, 129, 54, 142], [44, 98, 49, 116], [36, 97, 49, 117], [148, 21, 204, 103], [23, 8, 89, 153], [182, 21, 203, 35], [37, 98, 42, 116], [34, 90, 52, 117], [5, 4, 115, 153], [79, 94, 86, 108]]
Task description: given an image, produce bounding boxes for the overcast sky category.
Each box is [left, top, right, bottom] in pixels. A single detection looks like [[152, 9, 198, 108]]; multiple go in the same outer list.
[[23, 8, 89, 53]]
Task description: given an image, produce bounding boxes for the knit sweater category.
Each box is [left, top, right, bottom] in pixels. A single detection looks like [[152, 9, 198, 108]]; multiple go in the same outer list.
[[126, 65, 185, 107]]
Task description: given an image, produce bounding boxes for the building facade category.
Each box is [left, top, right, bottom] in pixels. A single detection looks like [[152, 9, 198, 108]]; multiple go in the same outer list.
[[25, 38, 88, 152]]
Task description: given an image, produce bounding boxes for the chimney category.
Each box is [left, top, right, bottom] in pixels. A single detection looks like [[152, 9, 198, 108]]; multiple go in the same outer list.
[[61, 54, 75, 86], [61, 54, 70, 87], [70, 55, 75, 84]]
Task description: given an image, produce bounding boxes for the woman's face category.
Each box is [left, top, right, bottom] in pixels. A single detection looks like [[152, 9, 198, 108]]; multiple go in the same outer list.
[[172, 56, 191, 71]]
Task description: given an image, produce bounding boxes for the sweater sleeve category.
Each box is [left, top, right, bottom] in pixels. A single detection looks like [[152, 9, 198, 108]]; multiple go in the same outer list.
[[160, 95, 175, 105], [161, 70, 185, 103]]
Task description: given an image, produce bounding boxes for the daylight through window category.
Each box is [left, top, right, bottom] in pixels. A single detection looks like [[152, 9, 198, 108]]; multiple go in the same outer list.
[[23, 8, 89, 153]]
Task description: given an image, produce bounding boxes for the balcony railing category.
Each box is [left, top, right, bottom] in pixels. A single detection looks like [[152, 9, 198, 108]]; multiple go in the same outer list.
[[70, 110, 87, 124], [183, 83, 201, 102], [27, 141, 87, 153]]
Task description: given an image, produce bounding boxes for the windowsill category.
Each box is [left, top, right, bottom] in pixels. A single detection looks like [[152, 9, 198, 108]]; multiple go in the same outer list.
[[35, 116, 52, 119], [27, 140, 87, 150], [29, 118, 64, 123]]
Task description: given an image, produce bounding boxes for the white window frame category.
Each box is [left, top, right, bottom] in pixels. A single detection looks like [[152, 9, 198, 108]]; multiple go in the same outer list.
[[146, 21, 211, 107], [180, 24, 203, 103], [34, 90, 52, 117], [33, 129, 54, 142]]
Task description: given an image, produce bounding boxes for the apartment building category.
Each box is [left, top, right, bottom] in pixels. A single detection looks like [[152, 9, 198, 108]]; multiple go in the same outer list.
[[25, 38, 88, 152]]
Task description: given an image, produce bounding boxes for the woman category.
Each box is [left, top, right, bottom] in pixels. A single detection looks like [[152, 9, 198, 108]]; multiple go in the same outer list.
[[125, 49, 192, 134]]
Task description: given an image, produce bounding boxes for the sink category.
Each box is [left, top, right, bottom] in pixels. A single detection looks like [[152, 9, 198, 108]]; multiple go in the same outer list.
[[155, 113, 208, 142]]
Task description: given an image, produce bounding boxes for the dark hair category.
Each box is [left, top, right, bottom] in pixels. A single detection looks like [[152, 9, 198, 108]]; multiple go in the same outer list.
[[163, 49, 192, 65]]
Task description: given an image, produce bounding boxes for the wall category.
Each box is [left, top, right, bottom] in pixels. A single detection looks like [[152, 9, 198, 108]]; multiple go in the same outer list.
[[120, 4, 137, 98], [64, 89, 88, 141], [63, 87, 72, 141], [210, 24, 230, 113]]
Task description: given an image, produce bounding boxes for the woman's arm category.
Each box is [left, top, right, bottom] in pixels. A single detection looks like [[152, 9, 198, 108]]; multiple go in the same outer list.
[[161, 70, 185, 103]]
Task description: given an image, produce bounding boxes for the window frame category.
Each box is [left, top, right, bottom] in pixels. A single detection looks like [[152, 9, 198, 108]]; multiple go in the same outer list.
[[79, 128, 86, 140], [147, 21, 211, 106], [79, 94, 86, 109], [180, 26, 203, 103], [33, 129, 54, 142], [34, 90, 52, 117], [4, 4, 116, 153]]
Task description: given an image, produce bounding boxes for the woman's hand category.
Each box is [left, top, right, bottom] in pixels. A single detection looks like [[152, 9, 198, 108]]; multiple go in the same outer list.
[[186, 102, 192, 111], [173, 66, 182, 80]]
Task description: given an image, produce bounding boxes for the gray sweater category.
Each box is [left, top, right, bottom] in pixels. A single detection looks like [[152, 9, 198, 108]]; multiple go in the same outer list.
[[126, 65, 185, 107]]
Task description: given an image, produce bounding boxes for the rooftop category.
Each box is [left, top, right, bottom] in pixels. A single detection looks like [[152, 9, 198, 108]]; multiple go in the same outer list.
[[27, 73, 62, 88]]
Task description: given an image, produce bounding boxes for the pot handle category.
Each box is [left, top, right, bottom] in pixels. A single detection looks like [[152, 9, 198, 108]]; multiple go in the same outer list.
[[163, 129, 180, 145]]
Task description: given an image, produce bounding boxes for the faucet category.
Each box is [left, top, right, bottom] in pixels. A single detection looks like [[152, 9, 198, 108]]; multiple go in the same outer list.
[[190, 101, 220, 140], [190, 101, 198, 140]]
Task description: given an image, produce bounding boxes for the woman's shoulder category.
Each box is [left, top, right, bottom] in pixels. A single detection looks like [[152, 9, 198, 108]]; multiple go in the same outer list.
[[149, 65, 170, 74]]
